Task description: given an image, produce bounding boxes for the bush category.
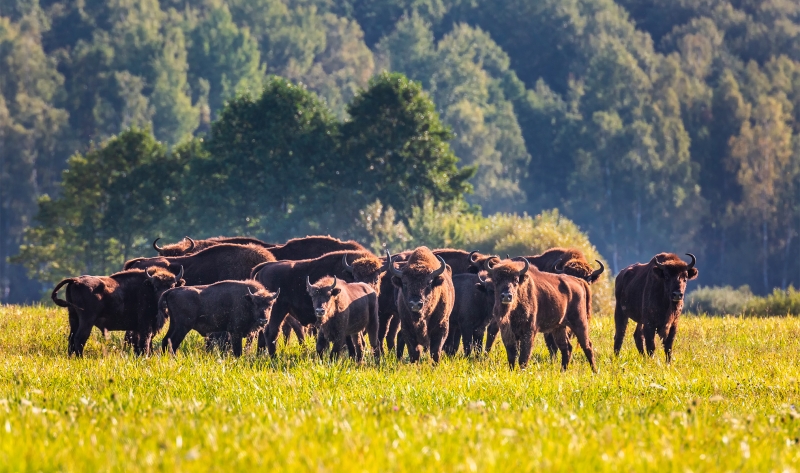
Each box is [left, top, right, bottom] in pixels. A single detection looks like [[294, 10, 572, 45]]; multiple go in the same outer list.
[[743, 287, 800, 316], [685, 285, 753, 315]]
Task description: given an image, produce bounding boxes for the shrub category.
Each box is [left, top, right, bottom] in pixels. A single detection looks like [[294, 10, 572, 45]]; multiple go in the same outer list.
[[743, 286, 800, 316], [685, 285, 753, 315]]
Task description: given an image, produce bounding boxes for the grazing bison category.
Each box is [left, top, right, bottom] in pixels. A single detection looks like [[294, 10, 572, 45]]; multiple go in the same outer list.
[[486, 258, 596, 371], [613, 253, 698, 363], [389, 247, 455, 363], [152, 236, 276, 256], [51, 267, 185, 356], [252, 250, 386, 355], [124, 243, 275, 285], [306, 276, 380, 361], [159, 281, 279, 356], [442, 273, 495, 357], [266, 235, 366, 261]]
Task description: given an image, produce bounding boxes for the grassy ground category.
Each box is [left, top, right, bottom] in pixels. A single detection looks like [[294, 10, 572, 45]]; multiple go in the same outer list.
[[0, 305, 799, 472]]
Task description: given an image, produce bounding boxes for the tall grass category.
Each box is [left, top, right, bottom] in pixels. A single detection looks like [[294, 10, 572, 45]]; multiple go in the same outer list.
[[1, 305, 800, 471], [687, 285, 800, 316]]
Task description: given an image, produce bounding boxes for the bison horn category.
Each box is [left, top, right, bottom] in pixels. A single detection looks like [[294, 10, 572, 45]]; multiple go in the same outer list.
[[175, 265, 184, 282], [519, 257, 530, 277], [485, 258, 496, 271], [327, 276, 338, 291], [184, 236, 196, 253], [146, 268, 156, 279], [590, 260, 605, 281], [506, 254, 510, 260], [386, 250, 403, 278], [271, 287, 280, 300], [247, 287, 256, 296], [342, 254, 354, 274], [431, 256, 446, 279], [469, 250, 479, 263], [554, 256, 566, 274], [685, 253, 696, 270], [152, 238, 164, 253], [655, 256, 667, 271], [306, 276, 314, 293], [477, 274, 487, 286]]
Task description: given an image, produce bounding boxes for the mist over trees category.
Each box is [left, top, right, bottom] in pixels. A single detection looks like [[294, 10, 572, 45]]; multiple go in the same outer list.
[[3, 0, 800, 302]]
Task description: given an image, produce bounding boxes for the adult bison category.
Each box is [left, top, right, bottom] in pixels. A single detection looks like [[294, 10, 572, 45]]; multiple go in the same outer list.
[[159, 281, 279, 357], [152, 236, 275, 256], [442, 273, 495, 357], [306, 276, 380, 361], [252, 250, 386, 355], [613, 253, 698, 363], [486, 258, 596, 371], [123, 243, 275, 285], [51, 267, 185, 356], [388, 247, 455, 363]]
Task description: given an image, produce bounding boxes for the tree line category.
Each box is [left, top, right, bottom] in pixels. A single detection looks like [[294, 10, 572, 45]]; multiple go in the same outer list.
[[2, 0, 800, 301]]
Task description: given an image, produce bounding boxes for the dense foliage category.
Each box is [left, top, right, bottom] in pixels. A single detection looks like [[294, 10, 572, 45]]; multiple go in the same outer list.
[[4, 0, 800, 301]]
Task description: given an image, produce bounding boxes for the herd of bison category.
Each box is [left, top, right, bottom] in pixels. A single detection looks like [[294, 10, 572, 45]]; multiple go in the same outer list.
[[50, 235, 698, 370]]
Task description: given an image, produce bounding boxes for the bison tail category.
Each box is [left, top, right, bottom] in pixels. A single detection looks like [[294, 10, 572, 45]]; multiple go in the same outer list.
[[157, 289, 171, 330], [584, 281, 593, 322], [51, 278, 80, 309]]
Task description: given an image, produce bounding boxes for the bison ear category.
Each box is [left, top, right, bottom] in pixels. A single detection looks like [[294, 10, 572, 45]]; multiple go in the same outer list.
[[652, 266, 665, 279], [331, 288, 341, 296], [431, 275, 445, 288], [518, 273, 528, 284], [178, 279, 186, 287], [391, 276, 403, 289], [687, 268, 698, 280]]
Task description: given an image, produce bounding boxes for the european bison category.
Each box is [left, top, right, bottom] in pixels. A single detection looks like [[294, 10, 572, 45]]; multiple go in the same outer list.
[[123, 243, 275, 285], [389, 247, 455, 363], [252, 250, 386, 355], [613, 253, 698, 363], [51, 267, 185, 356], [486, 258, 596, 371], [442, 273, 495, 357], [306, 276, 380, 361], [159, 280, 279, 356], [152, 236, 275, 256]]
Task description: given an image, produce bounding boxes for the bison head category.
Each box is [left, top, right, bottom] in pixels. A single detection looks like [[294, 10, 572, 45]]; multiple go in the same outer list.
[[306, 276, 341, 322], [555, 257, 605, 284], [467, 251, 499, 274], [486, 257, 529, 310], [342, 254, 387, 293], [245, 286, 280, 327], [652, 253, 698, 303], [145, 266, 185, 296], [388, 247, 448, 316]]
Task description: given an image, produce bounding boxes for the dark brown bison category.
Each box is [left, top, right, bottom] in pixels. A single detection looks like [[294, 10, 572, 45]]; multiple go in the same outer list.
[[306, 276, 380, 361], [486, 258, 596, 371], [613, 253, 698, 363], [152, 236, 275, 256], [124, 243, 275, 285], [252, 250, 386, 355], [159, 280, 279, 356], [266, 235, 366, 260], [388, 247, 455, 363], [51, 267, 185, 356], [442, 273, 495, 357]]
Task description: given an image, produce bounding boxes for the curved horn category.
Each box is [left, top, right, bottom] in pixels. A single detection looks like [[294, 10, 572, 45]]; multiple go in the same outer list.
[[685, 253, 696, 270], [247, 287, 256, 296], [506, 254, 510, 260], [430, 256, 446, 279], [590, 260, 604, 281], [306, 276, 314, 293], [477, 273, 487, 286], [175, 265, 184, 282], [485, 258, 497, 271], [518, 257, 530, 277], [327, 276, 338, 291], [184, 237, 196, 254], [146, 267, 156, 279], [271, 287, 281, 300], [342, 254, 354, 274], [469, 250, 479, 263], [554, 256, 566, 274], [152, 238, 164, 253], [654, 255, 667, 271], [386, 250, 403, 278]]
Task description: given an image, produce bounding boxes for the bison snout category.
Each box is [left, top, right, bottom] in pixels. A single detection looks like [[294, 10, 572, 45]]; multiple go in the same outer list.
[[255, 318, 268, 327], [408, 299, 424, 312], [315, 308, 326, 318], [671, 291, 684, 302], [501, 292, 513, 305]]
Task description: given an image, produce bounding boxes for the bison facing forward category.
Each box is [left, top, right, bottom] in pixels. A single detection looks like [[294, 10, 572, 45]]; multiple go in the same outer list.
[[614, 253, 698, 363]]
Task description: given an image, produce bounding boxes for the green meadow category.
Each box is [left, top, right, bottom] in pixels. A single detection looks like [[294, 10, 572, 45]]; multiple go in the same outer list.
[[0, 305, 799, 471]]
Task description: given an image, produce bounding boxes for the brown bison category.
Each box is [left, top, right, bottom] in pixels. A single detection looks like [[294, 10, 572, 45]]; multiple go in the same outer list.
[[159, 280, 279, 356], [124, 243, 275, 285], [51, 267, 185, 356], [388, 247, 455, 363], [442, 273, 495, 357], [306, 276, 380, 361], [613, 253, 698, 363], [152, 236, 275, 256], [252, 250, 387, 355], [486, 258, 596, 371]]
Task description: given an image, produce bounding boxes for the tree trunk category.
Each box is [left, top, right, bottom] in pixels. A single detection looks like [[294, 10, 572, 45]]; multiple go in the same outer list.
[[762, 219, 769, 291]]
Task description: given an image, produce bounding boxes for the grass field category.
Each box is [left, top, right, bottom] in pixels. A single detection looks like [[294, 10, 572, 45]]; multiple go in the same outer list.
[[1, 305, 799, 471]]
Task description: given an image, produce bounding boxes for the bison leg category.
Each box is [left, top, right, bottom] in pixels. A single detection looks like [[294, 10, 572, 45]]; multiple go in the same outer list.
[[366, 305, 382, 362], [550, 327, 573, 371], [316, 332, 329, 358], [485, 320, 500, 354], [472, 327, 486, 356], [499, 324, 519, 369], [543, 333, 559, 360], [643, 324, 657, 357], [260, 309, 289, 356], [442, 325, 460, 357], [72, 321, 95, 357], [632, 323, 645, 355], [461, 325, 474, 357], [281, 316, 305, 346], [663, 322, 678, 364], [230, 333, 243, 357], [569, 322, 597, 373], [351, 333, 365, 363], [386, 315, 401, 351], [396, 329, 407, 360], [429, 328, 447, 364], [517, 328, 536, 370], [163, 326, 191, 355], [67, 308, 79, 356], [613, 305, 629, 356]]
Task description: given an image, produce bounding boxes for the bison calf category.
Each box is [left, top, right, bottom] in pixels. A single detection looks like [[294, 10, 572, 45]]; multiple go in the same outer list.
[[159, 281, 279, 356], [306, 276, 380, 362]]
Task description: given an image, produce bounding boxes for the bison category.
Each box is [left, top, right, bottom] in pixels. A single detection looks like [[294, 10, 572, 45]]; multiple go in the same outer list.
[[152, 236, 276, 256], [51, 267, 185, 356], [306, 276, 380, 361], [388, 247, 455, 363], [252, 250, 387, 356], [159, 280, 279, 356], [442, 273, 495, 357], [486, 258, 596, 371], [613, 253, 698, 363]]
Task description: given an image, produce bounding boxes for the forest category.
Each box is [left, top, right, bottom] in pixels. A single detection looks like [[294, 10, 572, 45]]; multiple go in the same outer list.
[[2, 0, 800, 302]]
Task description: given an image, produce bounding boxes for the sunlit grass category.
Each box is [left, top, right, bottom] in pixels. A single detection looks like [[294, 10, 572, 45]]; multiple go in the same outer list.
[[1, 305, 799, 471]]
